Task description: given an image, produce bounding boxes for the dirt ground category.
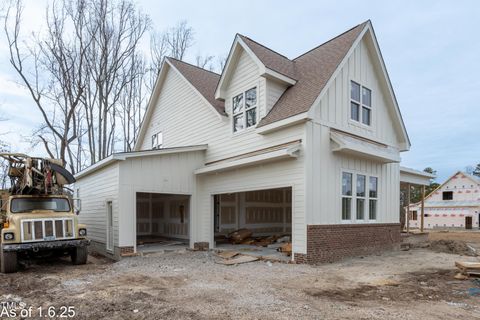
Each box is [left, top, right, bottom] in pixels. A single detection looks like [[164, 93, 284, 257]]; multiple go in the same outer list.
[[0, 245, 479, 320]]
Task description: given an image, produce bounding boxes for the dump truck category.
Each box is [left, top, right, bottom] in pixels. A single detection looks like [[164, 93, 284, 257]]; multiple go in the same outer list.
[[0, 153, 89, 273]]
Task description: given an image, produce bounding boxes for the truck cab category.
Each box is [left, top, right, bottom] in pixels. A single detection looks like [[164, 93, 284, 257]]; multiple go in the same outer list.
[[0, 193, 89, 273]]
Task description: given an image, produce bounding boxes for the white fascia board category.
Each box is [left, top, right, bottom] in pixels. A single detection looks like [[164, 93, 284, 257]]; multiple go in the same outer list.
[[262, 68, 297, 85], [331, 132, 400, 163], [75, 145, 208, 179], [134, 59, 170, 151], [400, 166, 436, 179], [256, 112, 309, 134], [74, 155, 117, 180], [194, 143, 301, 175], [167, 60, 226, 120]]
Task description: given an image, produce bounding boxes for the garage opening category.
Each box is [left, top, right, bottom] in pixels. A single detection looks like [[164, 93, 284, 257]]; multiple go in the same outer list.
[[136, 192, 189, 253], [213, 187, 292, 261]]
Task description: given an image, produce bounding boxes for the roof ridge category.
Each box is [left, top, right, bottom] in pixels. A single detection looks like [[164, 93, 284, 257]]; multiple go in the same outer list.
[[237, 33, 293, 62], [293, 20, 369, 61], [167, 57, 221, 76]]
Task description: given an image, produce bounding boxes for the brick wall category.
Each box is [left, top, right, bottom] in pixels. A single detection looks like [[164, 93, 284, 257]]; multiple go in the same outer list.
[[294, 223, 401, 264]]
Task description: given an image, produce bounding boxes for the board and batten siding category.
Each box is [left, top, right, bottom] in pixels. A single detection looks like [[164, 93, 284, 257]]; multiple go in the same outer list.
[[117, 152, 205, 248], [196, 151, 307, 254], [138, 48, 304, 165], [303, 34, 403, 226], [75, 163, 120, 246], [312, 36, 399, 147]]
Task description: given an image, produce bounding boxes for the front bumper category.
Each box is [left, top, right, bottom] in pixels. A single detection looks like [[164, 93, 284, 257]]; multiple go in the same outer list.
[[2, 239, 90, 252]]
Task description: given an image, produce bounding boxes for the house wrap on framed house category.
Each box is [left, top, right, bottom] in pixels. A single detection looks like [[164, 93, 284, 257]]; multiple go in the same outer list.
[[75, 20, 422, 263], [408, 172, 480, 230]]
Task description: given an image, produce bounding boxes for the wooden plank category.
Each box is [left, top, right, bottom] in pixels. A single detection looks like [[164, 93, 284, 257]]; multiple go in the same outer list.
[[455, 261, 480, 270], [216, 255, 259, 265], [216, 251, 239, 259]]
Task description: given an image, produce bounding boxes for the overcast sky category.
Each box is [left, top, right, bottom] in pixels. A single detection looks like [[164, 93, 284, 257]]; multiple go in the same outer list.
[[0, 0, 479, 182]]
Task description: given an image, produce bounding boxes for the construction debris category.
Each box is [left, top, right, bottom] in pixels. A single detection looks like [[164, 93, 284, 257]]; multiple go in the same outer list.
[[216, 250, 239, 259], [430, 240, 477, 256], [455, 261, 480, 278], [228, 229, 253, 244], [278, 243, 292, 256], [215, 252, 259, 265]]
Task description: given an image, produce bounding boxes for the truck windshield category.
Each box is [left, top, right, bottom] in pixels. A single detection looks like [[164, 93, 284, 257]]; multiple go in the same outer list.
[[10, 198, 71, 213]]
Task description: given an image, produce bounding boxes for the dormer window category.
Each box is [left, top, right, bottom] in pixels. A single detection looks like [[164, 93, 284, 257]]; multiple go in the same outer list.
[[233, 87, 257, 132], [350, 81, 371, 126], [152, 132, 163, 149]]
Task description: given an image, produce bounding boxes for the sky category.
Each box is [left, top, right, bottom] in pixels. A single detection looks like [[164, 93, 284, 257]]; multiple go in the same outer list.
[[0, 0, 479, 182]]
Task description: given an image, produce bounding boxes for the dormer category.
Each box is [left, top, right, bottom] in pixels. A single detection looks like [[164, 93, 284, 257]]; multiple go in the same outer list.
[[215, 35, 296, 133]]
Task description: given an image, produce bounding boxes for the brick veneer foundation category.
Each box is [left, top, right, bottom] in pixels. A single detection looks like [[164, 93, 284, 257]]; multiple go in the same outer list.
[[193, 242, 210, 251], [120, 246, 134, 255], [294, 223, 401, 264]]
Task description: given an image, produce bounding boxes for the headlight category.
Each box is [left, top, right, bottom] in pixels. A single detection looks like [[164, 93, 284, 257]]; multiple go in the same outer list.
[[3, 232, 14, 241], [78, 228, 87, 237]]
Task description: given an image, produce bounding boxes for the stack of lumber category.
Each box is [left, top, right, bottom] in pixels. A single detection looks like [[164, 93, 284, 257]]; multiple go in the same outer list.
[[455, 261, 480, 277]]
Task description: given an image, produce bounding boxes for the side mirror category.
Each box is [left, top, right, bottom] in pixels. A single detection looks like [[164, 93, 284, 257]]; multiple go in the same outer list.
[[73, 198, 81, 215]]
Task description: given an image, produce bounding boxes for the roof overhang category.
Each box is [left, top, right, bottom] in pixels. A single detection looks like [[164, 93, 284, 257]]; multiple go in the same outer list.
[[195, 142, 301, 175], [75, 145, 208, 179], [330, 130, 400, 163], [400, 166, 435, 186], [215, 36, 296, 100]]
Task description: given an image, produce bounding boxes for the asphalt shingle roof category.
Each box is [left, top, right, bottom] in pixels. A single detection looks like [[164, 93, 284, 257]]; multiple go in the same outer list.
[[166, 21, 368, 126], [167, 58, 225, 115]]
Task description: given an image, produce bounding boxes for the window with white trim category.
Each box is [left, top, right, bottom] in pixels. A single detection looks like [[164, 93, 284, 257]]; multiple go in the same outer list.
[[152, 132, 163, 149], [232, 87, 257, 132], [350, 81, 372, 126], [342, 172, 378, 221]]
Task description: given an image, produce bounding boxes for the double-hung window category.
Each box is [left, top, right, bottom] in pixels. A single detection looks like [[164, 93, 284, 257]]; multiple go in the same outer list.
[[350, 81, 372, 126], [341, 172, 378, 222], [233, 87, 257, 132], [356, 175, 366, 220]]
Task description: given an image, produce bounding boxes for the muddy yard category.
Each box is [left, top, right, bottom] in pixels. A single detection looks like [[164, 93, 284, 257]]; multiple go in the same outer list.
[[0, 245, 479, 319]]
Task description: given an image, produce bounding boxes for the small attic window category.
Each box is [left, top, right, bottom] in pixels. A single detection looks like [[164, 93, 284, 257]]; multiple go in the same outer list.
[[350, 81, 372, 126], [152, 132, 163, 149], [233, 87, 257, 132], [442, 191, 453, 200]]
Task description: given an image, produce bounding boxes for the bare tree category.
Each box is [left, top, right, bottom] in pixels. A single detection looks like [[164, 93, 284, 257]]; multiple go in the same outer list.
[[4, 0, 89, 173], [4, 0, 197, 172], [149, 20, 194, 89], [80, 0, 150, 163], [195, 54, 214, 70]]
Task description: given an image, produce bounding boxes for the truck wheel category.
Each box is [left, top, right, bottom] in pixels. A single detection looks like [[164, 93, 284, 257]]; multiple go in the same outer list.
[[1, 249, 17, 273], [71, 247, 88, 265]]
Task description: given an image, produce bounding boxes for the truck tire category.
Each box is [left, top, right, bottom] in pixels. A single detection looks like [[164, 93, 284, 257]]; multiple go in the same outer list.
[[71, 246, 88, 265], [0, 249, 17, 273]]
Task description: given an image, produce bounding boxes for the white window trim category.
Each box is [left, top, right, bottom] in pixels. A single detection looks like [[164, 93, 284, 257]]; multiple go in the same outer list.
[[232, 87, 258, 134], [341, 170, 378, 223], [350, 80, 372, 127], [152, 131, 163, 150]]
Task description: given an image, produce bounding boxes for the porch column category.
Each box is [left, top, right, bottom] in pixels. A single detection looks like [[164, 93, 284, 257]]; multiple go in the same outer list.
[[420, 185, 425, 232], [406, 183, 410, 234]]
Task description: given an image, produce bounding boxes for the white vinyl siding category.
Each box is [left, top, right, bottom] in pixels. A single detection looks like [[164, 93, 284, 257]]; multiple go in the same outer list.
[[138, 51, 302, 165], [118, 152, 204, 248], [75, 163, 120, 246]]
